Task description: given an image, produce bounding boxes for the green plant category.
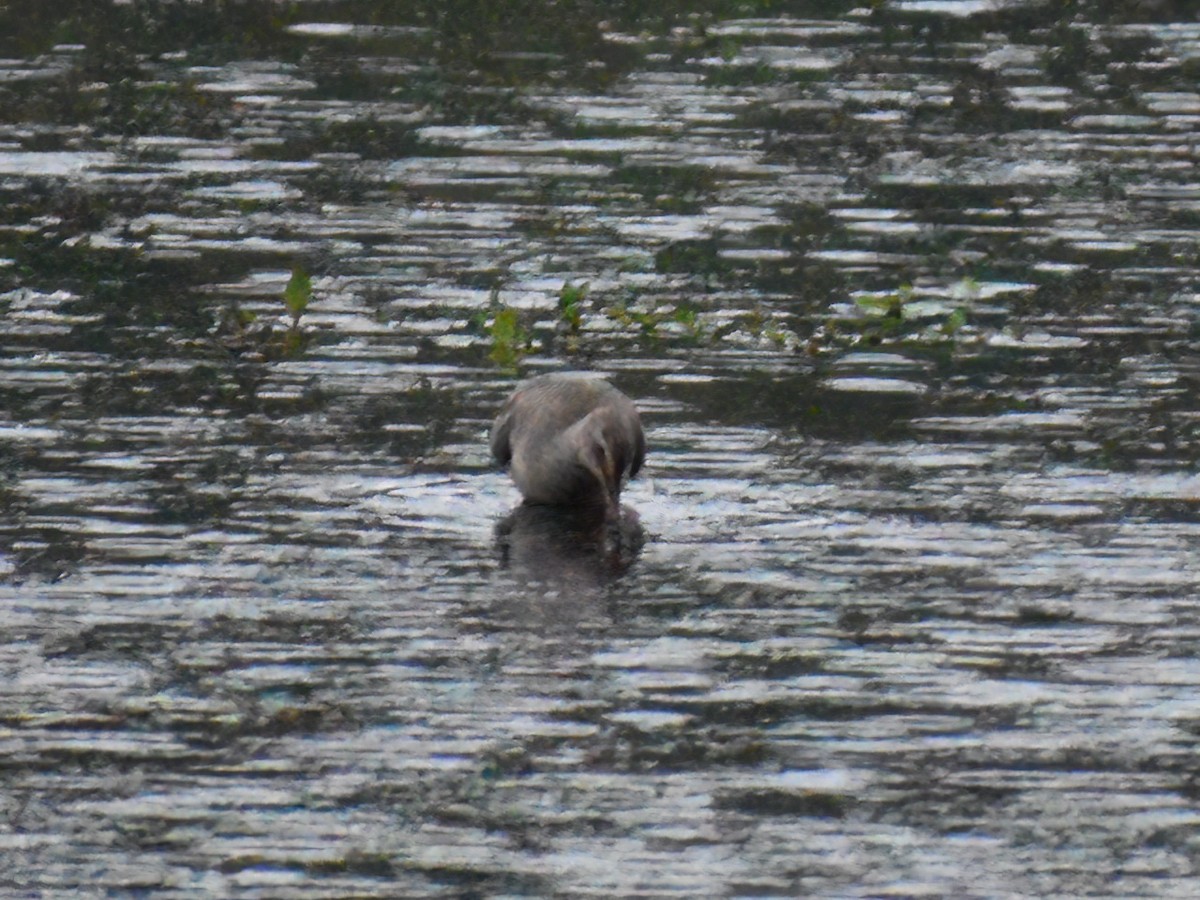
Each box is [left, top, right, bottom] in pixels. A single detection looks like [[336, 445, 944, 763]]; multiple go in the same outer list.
[[672, 302, 708, 342], [488, 306, 530, 369], [845, 282, 971, 347], [281, 266, 312, 357], [558, 280, 587, 332], [607, 297, 663, 339], [942, 307, 967, 335], [853, 283, 910, 322]]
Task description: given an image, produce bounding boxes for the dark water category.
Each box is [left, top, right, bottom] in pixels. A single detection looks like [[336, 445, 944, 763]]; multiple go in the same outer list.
[[3, 1, 1200, 897]]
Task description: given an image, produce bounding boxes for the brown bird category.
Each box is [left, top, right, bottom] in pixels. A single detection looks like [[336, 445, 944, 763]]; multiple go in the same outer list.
[[491, 373, 645, 519]]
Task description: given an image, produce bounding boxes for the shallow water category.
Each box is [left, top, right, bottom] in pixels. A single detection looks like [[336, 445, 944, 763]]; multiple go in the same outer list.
[[2, 2, 1200, 897]]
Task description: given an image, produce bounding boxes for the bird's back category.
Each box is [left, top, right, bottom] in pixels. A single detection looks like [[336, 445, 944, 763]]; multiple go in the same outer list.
[[491, 374, 645, 505]]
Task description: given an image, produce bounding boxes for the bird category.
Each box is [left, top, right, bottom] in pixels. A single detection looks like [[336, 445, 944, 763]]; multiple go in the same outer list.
[[490, 373, 645, 520]]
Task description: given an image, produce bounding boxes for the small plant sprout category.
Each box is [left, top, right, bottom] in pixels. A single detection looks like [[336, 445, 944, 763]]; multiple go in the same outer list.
[[854, 283, 912, 321], [489, 306, 531, 369], [282, 266, 312, 357], [558, 281, 587, 332], [284, 266, 312, 324], [942, 307, 968, 335], [607, 292, 669, 339], [672, 302, 707, 341], [846, 281, 972, 345]]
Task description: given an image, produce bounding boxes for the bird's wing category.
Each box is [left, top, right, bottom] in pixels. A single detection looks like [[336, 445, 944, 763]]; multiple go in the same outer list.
[[489, 392, 518, 465]]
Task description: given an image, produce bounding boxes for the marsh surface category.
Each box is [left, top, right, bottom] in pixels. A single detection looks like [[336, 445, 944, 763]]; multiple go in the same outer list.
[[2, 1, 1200, 897]]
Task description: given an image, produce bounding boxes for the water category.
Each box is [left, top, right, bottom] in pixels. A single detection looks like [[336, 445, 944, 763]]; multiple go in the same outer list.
[[2, 2, 1200, 897]]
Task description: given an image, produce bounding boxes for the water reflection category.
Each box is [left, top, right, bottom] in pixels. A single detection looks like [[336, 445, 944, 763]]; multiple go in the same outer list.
[[494, 503, 645, 597], [5, 1, 1200, 897]]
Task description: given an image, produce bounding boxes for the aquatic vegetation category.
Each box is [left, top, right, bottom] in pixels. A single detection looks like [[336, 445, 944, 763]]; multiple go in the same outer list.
[[849, 281, 973, 344], [672, 303, 707, 342], [557, 280, 587, 333], [942, 307, 968, 336], [489, 308, 528, 368], [486, 294, 532, 369], [731, 304, 792, 348], [211, 266, 313, 361], [480, 272, 973, 371], [606, 296, 665, 339], [853, 284, 912, 323], [282, 265, 312, 358]]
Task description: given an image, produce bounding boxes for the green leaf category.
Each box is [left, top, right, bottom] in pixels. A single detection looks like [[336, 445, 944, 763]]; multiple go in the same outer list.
[[284, 267, 312, 319], [558, 281, 588, 308], [943, 308, 968, 334], [491, 307, 519, 343], [854, 292, 903, 315], [558, 281, 587, 330], [489, 307, 529, 368]]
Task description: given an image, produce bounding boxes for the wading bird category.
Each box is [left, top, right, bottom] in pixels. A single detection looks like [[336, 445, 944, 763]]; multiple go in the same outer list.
[[490, 373, 645, 521]]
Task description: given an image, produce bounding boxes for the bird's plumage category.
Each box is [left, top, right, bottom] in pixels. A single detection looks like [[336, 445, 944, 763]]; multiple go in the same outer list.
[[491, 374, 644, 516]]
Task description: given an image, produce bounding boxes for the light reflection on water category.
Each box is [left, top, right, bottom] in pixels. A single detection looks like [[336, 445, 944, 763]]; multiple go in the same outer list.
[[2, 2, 1200, 897]]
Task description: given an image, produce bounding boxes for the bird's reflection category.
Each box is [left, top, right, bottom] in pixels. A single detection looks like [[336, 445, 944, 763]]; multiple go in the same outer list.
[[494, 502, 645, 591]]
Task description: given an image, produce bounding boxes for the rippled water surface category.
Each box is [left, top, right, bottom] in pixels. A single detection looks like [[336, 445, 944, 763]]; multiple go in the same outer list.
[[3, 1, 1200, 897]]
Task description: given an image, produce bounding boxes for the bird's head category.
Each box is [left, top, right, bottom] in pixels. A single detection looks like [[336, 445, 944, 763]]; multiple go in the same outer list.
[[571, 412, 622, 519]]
